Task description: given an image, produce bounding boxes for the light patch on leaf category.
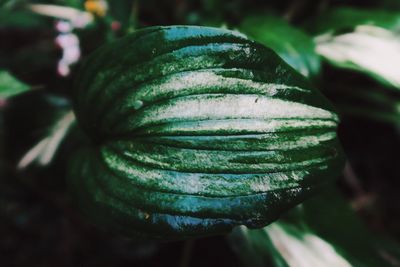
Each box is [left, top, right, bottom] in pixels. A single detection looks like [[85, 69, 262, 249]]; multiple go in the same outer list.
[[315, 25, 400, 89], [28, 4, 93, 28], [265, 224, 352, 267], [18, 110, 75, 169]]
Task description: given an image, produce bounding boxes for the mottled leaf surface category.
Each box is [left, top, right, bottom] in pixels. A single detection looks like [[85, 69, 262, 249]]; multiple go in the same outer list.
[[69, 26, 344, 239]]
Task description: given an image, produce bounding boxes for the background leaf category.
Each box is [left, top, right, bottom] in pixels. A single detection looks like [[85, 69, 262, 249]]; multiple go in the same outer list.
[[0, 8, 48, 29], [228, 187, 400, 267], [238, 15, 320, 78], [307, 7, 400, 35], [310, 8, 400, 89], [0, 70, 29, 100]]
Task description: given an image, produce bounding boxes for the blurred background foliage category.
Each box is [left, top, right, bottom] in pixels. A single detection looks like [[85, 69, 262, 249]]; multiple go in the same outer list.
[[1, 0, 400, 266]]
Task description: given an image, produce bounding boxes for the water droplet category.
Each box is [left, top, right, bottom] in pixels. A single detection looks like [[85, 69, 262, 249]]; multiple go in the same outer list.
[[133, 100, 143, 110]]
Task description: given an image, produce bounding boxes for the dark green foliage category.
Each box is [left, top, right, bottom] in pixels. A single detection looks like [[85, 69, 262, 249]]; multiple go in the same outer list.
[[307, 7, 400, 34], [0, 70, 29, 100], [239, 15, 320, 78], [229, 188, 400, 267]]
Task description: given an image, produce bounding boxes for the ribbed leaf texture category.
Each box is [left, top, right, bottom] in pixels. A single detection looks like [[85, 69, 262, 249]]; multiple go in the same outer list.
[[69, 26, 344, 240]]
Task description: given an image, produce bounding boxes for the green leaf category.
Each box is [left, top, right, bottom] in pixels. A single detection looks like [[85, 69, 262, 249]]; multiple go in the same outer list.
[[0, 71, 29, 100], [307, 7, 400, 35], [68, 25, 344, 240], [228, 187, 400, 267], [0, 9, 48, 29], [310, 8, 400, 89], [238, 15, 321, 78]]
